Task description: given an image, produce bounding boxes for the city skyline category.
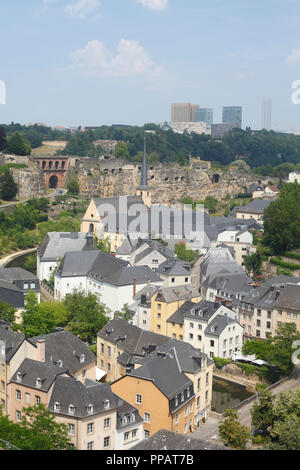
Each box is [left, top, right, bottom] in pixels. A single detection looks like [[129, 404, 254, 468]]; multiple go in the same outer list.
[[1, 1, 300, 131]]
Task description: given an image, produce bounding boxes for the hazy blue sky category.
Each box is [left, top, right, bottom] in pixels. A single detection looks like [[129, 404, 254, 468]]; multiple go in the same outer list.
[[1, 0, 300, 130]]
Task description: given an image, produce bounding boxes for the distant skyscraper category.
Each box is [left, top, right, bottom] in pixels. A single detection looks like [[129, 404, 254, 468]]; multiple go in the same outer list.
[[194, 108, 213, 126], [261, 98, 272, 131], [171, 103, 199, 122], [222, 106, 242, 128]]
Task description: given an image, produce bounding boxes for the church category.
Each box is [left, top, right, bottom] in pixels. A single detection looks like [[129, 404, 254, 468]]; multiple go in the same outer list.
[[80, 138, 152, 253]]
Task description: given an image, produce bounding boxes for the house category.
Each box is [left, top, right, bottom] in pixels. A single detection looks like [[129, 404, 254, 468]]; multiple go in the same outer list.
[[200, 246, 245, 290], [37, 232, 96, 282], [165, 299, 243, 359], [155, 259, 192, 288], [129, 239, 174, 270], [7, 359, 143, 450], [0, 267, 41, 318], [97, 318, 170, 382], [132, 429, 227, 450], [0, 325, 37, 414], [201, 271, 254, 304], [54, 250, 162, 314], [150, 285, 201, 337], [233, 200, 272, 222], [111, 339, 214, 438], [233, 275, 300, 339], [130, 284, 160, 330], [29, 328, 97, 383]]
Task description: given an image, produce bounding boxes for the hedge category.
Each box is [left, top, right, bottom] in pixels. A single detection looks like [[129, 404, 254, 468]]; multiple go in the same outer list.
[[270, 257, 300, 271], [284, 251, 300, 261]]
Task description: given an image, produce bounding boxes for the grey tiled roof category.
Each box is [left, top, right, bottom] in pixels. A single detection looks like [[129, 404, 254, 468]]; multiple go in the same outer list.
[[30, 329, 96, 374], [167, 300, 221, 325], [38, 232, 95, 261], [156, 259, 190, 277], [48, 376, 119, 418], [11, 358, 68, 392], [204, 314, 236, 337], [234, 199, 272, 214], [0, 326, 25, 362], [132, 429, 228, 450], [155, 285, 200, 303]]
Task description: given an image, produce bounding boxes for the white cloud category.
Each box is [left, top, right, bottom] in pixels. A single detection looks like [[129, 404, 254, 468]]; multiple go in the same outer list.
[[70, 39, 162, 77], [137, 0, 168, 11], [66, 0, 101, 19], [286, 47, 300, 65]]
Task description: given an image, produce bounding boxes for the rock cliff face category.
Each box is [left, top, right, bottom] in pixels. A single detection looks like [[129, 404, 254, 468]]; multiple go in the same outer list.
[[70, 158, 257, 204], [11, 167, 45, 200]]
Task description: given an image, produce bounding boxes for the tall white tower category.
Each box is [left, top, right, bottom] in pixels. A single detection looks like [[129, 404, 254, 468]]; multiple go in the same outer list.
[[262, 98, 272, 131]]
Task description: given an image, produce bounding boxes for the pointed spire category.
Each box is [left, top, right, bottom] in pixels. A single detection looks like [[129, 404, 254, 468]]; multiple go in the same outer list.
[[140, 135, 148, 188]]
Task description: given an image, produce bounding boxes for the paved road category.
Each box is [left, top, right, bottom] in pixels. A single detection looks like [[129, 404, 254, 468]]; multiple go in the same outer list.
[[0, 188, 67, 211], [192, 377, 300, 444], [0, 248, 37, 268]]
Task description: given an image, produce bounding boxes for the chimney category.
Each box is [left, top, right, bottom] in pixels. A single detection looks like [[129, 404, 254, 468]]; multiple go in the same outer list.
[[36, 340, 46, 363], [133, 278, 137, 297]]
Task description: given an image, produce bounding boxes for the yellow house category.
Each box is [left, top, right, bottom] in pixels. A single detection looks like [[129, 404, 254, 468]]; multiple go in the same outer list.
[[111, 352, 196, 438], [150, 285, 201, 338]]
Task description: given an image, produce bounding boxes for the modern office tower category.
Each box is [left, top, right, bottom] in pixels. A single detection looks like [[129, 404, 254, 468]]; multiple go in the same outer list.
[[211, 123, 236, 138], [222, 106, 242, 128], [171, 103, 199, 122], [194, 108, 213, 126], [261, 98, 272, 131]]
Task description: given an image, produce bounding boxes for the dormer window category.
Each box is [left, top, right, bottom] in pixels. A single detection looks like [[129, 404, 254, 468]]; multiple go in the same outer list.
[[87, 404, 93, 414], [69, 404, 75, 415], [104, 400, 110, 410], [54, 402, 61, 413], [36, 378, 42, 388], [57, 360, 63, 368], [191, 309, 195, 316], [130, 413, 135, 423], [211, 326, 215, 333], [16, 372, 22, 383], [80, 354, 85, 364]]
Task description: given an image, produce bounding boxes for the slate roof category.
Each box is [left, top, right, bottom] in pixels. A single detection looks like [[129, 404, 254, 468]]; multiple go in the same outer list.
[[0, 268, 38, 283], [204, 314, 236, 337], [156, 259, 191, 277], [48, 376, 119, 418], [200, 247, 244, 279], [57, 250, 161, 286], [0, 280, 24, 308], [11, 358, 68, 392], [113, 394, 143, 430], [0, 326, 25, 362], [97, 318, 169, 356], [127, 349, 193, 400], [167, 300, 221, 325], [38, 232, 95, 262], [234, 199, 272, 215], [132, 429, 228, 451], [30, 329, 96, 374], [273, 284, 300, 311], [155, 285, 200, 304]]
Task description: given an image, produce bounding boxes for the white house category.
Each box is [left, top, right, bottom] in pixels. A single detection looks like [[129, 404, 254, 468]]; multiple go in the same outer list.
[[54, 250, 162, 315]]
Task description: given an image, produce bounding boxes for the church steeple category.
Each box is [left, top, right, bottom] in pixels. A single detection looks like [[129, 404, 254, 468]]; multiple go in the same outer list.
[[136, 135, 152, 208]]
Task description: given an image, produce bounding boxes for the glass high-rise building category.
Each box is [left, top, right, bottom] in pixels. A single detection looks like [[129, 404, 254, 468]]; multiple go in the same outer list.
[[222, 106, 242, 128], [261, 98, 272, 131], [194, 108, 213, 126]]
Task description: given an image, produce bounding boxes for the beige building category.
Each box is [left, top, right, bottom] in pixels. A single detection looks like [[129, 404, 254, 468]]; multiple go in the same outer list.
[[171, 103, 199, 122], [150, 285, 201, 337]]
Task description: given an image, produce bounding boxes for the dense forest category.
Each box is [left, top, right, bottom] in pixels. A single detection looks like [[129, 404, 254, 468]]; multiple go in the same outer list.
[[2, 122, 300, 173]]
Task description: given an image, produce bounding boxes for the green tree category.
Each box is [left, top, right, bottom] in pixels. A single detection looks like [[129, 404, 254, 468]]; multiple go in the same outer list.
[[115, 304, 132, 323], [0, 300, 16, 324], [250, 384, 275, 435], [96, 237, 111, 254], [0, 405, 74, 450], [6, 132, 31, 156], [264, 182, 300, 254], [218, 408, 251, 449], [20, 290, 57, 337], [67, 179, 80, 195], [0, 126, 6, 151], [243, 252, 262, 276], [114, 141, 130, 160], [64, 291, 110, 343], [0, 171, 18, 201]]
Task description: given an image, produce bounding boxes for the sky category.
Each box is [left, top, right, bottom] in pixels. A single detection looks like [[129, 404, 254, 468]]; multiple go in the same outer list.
[[1, 0, 300, 131]]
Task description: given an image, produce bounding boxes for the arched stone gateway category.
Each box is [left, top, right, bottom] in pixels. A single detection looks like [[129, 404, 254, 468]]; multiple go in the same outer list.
[[49, 175, 58, 189], [34, 156, 69, 189]]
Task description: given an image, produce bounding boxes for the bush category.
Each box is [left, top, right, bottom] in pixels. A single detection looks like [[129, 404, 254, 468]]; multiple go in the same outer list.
[[270, 257, 300, 271], [214, 357, 232, 369]]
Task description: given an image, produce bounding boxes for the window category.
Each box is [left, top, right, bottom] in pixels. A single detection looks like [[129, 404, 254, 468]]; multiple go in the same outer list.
[[35, 396, 41, 405], [171, 278, 175, 283], [107, 347, 111, 357], [36, 378, 42, 389], [256, 330, 261, 337], [107, 363, 111, 372], [189, 333, 193, 340], [197, 397, 200, 407], [184, 407, 188, 417], [198, 335, 202, 341], [144, 430, 150, 440], [1, 381, 5, 392], [181, 392, 184, 402], [87, 442, 94, 451], [104, 400, 110, 410], [190, 323, 194, 328], [54, 402, 60, 412], [157, 325, 161, 331], [104, 418, 110, 429], [87, 404, 93, 414], [257, 320, 261, 327], [184, 424, 187, 434], [16, 390, 21, 401], [124, 432, 129, 441], [104, 437, 110, 448], [266, 322, 271, 330], [198, 324, 202, 330], [175, 414, 179, 425], [16, 411, 21, 422], [157, 314, 161, 319], [25, 393, 31, 405], [144, 412, 151, 423], [210, 340, 214, 347], [206, 373, 209, 385], [30, 282, 35, 289], [197, 378, 201, 390], [69, 404, 75, 415], [101, 343, 104, 354], [136, 394, 142, 405], [24, 283, 29, 290], [80, 354, 85, 363], [87, 423, 94, 435], [205, 391, 209, 401], [179, 335, 183, 341]]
